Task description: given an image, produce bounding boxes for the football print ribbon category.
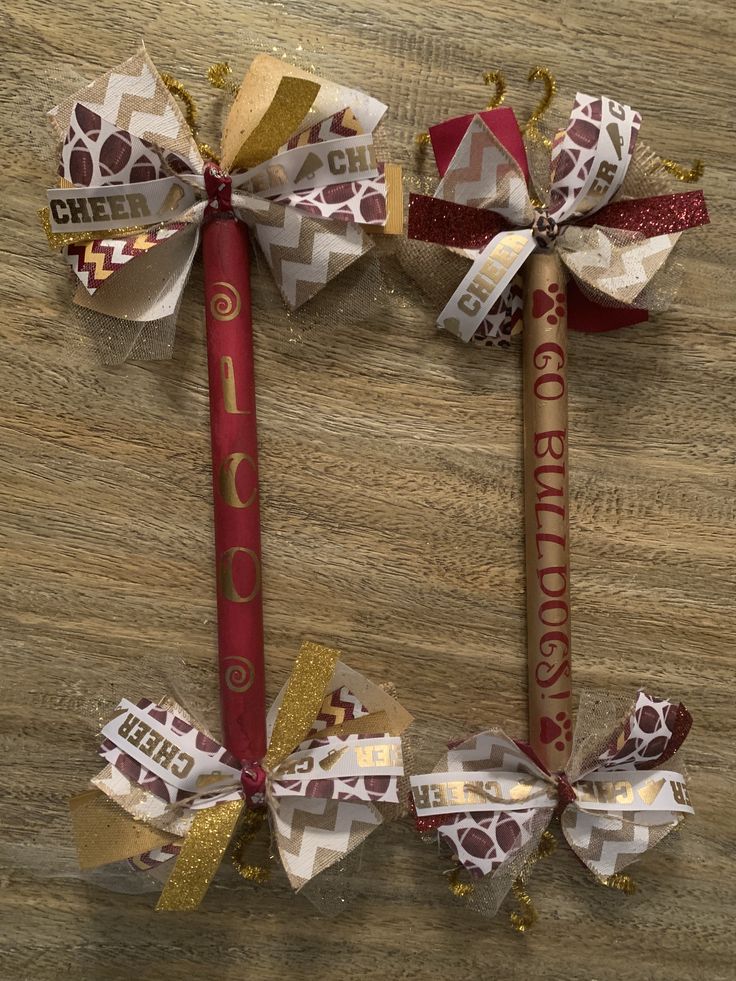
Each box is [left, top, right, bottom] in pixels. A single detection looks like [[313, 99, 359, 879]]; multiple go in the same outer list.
[[410, 690, 692, 929], [70, 641, 412, 910], [407, 93, 709, 346]]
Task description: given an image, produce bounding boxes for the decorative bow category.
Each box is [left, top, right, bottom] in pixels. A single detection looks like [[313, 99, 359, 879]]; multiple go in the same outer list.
[[70, 642, 412, 910], [410, 690, 692, 928], [43, 46, 400, 363], [405, 93, 709, 346]]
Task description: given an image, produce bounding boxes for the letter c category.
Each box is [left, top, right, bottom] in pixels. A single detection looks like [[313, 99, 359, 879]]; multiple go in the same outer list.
[[326, 149, 347, 175], [49, 199, 69, 225], [170, 753, 194, 778]]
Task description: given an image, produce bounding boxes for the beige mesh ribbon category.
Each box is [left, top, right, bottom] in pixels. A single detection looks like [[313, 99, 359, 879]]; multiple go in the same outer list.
[[410, 688, 693, 929], [43, 46, 402, 364], [69, 641, 413, 911]]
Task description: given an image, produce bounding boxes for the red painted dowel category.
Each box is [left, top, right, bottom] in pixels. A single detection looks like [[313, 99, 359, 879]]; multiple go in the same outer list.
[[202, 215, 266, 764]]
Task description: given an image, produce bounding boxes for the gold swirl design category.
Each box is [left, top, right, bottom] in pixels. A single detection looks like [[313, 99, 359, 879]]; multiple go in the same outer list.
[[210, 282, 242, 321], [224, 655, 255, 693]]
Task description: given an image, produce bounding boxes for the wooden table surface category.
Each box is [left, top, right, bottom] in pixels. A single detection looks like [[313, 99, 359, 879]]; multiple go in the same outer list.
[[1, 1, 734, 978]]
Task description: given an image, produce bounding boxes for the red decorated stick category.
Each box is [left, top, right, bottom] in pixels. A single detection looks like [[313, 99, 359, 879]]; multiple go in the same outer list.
[[523, 252, 572, 772], [202, 165, 265, 763]]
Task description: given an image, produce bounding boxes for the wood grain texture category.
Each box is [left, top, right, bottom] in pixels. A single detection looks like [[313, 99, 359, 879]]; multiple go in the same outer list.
[[1, 1, 734, 978]]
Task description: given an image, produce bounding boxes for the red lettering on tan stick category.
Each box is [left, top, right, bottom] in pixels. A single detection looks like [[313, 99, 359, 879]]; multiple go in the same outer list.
[[523, 254, 572, 771]]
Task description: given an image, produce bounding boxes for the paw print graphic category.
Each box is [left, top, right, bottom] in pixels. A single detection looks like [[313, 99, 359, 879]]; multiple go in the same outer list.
[[531, 283, 566, 326], [554, 711, 573, 752], [539, 710, 574, 750]]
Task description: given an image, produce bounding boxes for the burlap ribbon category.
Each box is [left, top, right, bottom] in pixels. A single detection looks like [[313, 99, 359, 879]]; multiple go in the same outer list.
[[70, 641, 412, 910], [43, 46, 401, 363], [405, 93, 709, 346], [410, 689, 692, 926]]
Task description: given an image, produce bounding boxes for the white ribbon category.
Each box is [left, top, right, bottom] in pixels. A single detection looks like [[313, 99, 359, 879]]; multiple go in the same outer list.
[[47, 176, 198, 233], [410, 766, 693, 817], [101, 697, 403, 813], [47, 133, 378, 236]]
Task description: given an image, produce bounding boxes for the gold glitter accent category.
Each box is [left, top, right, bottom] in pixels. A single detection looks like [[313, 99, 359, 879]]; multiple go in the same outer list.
[[263, 641, 339, 770], [38, 207, 149, 251], [524, 66, 557, 149], [161, 71, 219, 163], [601, 872, 637, 894], [155, 799, 245, 911], [482, 69, 507, 109], [658, 156, 704, 183], [448, 866, 474, 898], [231, 809, 270, 884], [229, 76, 320, 172], [508, 829, 557, 932], [207, 61, 239, 97], [414, 131, 431, 147]]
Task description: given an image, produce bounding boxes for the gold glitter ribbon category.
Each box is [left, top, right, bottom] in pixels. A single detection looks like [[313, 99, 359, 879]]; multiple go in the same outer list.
[[155, 640, 340, 910], [156, 799, 245, 911], [263, 641, 340, 770], [228, 76, 321, 172]]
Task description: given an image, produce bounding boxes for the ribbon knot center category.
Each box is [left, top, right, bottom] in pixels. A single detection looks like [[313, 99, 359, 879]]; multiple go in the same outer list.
[[532, 208, 560, 250], [204, 161, 233, 215], [555, 772, 577, 813], [240, 761, 267, 809]]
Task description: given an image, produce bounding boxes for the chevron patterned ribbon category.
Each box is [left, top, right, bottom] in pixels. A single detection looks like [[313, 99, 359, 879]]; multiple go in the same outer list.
[[406, 93, 709, 346], [69, 641, 413, 910], [43, 47, 397, 363], [410, 689, 693, 927]]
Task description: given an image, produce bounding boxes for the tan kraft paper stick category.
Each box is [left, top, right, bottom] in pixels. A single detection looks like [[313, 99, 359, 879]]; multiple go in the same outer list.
[[522, 251, 573, 773]]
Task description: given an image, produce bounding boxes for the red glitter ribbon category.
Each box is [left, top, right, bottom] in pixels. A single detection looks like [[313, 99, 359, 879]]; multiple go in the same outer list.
[[578, 189, 709, 236], [407, 193, 510, 249]]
